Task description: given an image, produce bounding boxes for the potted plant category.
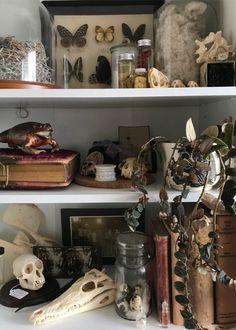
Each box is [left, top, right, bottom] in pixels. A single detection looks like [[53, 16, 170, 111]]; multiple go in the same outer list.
[[124, 117, 236, 329]]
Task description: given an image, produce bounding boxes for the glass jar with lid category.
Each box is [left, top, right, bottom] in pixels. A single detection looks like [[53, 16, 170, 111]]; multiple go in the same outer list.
[[154, 0, 217, 85], [137, 39, 153, 73], [115, 231, 153, 321], [0, 0, 55, 88], [110, 44, 137, 88], [118, 53, 135, 88], [134, 68, 147, 88]]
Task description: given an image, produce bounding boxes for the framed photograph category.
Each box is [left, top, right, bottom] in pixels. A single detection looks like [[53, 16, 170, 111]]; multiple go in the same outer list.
[[61, 208, 144, 264], [118, 125, 157, 173], [33, 246, 101, 278]]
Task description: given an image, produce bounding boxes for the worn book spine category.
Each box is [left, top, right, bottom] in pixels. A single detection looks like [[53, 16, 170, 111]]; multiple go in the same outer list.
[[215, 214, 236, 327], [153, 232, 171, 325]]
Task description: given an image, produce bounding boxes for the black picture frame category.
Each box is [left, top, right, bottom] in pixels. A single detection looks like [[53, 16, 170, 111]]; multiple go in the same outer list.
[[33, 245, 101, 278], [61, 208, 144, 264], [43, 0, 164, 16]]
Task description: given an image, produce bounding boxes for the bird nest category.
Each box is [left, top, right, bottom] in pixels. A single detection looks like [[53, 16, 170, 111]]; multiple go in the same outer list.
[[0, 36, 53, 83]]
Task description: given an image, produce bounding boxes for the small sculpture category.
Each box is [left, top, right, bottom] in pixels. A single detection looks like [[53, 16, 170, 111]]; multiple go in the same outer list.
[[13, 254, 45, 291], [30, 269, 115, 325], [0, 122, 59, 154], [195, 31, 235, 64]]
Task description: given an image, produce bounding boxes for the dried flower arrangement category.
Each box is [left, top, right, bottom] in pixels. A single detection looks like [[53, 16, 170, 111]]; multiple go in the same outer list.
[[0, 36, 53, 83], [125, 117, 236, 329]]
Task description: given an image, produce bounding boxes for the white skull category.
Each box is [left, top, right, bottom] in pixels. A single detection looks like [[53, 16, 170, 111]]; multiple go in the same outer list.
[[13, 254, 45, 291]]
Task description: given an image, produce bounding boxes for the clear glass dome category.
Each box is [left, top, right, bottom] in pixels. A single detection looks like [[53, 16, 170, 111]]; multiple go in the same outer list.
[[0, 0, 55, 88], [154, 0, 217, 85]]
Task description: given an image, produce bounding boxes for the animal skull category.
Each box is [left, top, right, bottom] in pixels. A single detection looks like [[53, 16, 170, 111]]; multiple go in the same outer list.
[[187, 80, 199, 87], [80, 151, 104, 176], [171, 79, 186, 88], [118, 157, 147, 179], [30, 268, 115, 325], [13, 254, 45, 291], [148, 67, 169, 88]]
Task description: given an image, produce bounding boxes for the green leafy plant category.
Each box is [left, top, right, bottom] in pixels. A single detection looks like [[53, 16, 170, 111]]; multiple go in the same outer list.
[[125, 117, 236, 329]]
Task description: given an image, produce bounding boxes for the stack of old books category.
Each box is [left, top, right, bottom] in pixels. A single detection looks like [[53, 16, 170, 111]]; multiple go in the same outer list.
[[0, 148, 80, 189]]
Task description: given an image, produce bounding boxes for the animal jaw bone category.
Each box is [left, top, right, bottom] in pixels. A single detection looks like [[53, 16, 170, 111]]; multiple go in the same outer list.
[[30, 269, 115, 325]]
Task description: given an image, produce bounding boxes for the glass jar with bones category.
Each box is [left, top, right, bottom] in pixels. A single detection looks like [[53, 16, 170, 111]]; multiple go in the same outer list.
[[0, 0, 55, 87], [154, 0, 217, 85], [115, 231, 153, 321]]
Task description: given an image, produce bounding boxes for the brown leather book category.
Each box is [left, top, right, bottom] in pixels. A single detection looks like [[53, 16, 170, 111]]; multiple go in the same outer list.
[[0, 148, 80, 187], [215, 214, 236, 327], [150, 221, 171, 325]]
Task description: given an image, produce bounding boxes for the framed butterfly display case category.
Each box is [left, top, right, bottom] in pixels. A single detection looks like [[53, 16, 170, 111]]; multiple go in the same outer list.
[[43, 0, 164, 89]]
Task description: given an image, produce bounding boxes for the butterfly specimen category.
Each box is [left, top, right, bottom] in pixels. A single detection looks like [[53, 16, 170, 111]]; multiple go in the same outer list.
[[63, 57, 83, 83], [95, 25, 115, 43], [122, 23, 146, 43], [89, 56, 111, 85], [57, 24, 88, 48]]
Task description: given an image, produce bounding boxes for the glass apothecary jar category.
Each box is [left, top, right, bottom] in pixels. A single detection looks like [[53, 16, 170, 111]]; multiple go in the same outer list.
[[154, 0, 217, 85], [0, 0, 55, 88], [110, 43, 137, 88], [115, 231, 153, 321]]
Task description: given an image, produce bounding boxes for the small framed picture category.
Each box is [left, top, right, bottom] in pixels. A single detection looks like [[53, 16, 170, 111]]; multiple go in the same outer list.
[[118, 125, 150, 148], [61, 208, 144, 264], [118, 125, 157, 173], [33, 246, 101, 278]]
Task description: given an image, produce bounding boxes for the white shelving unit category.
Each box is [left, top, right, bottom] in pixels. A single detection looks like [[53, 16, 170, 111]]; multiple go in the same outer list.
[[0, 87, 230, 204], [0, 303, 186, 330], [0, 87, 236, 108]]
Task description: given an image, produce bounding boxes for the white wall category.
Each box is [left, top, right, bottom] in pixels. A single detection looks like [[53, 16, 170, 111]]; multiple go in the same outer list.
[[216, 0, 236, 47]]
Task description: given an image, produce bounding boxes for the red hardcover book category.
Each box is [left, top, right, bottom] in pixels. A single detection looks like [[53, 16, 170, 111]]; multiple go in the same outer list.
[[150, 221, 171, 325], [0, 148, 80, 188]]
